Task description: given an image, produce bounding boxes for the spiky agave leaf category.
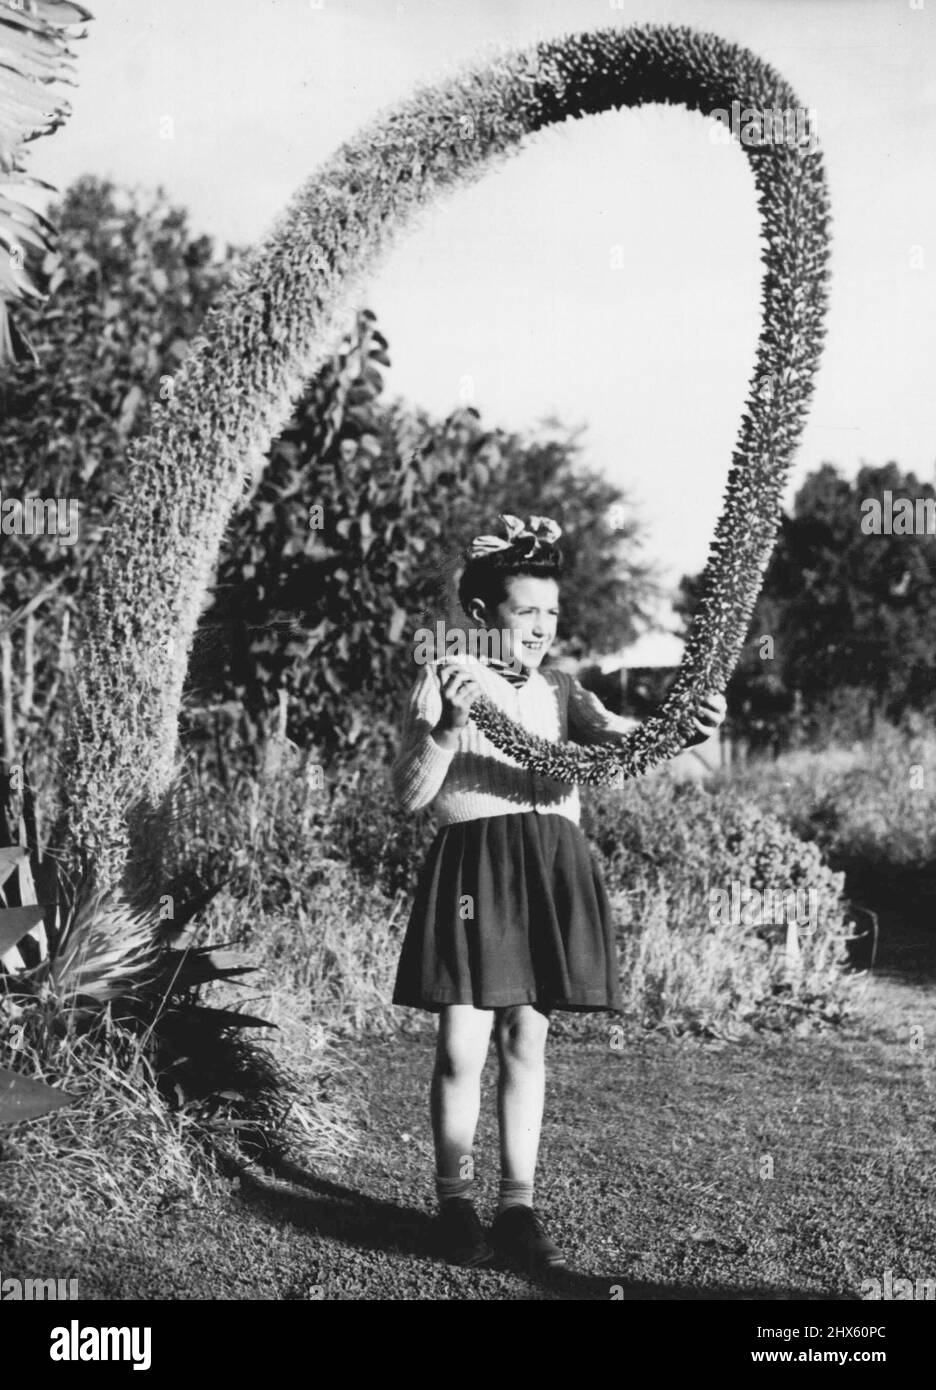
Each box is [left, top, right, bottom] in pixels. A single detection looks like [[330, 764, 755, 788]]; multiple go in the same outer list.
[[158, 944, 257, 990], [0, 903, 46, 957], [0, 845, 28, 889], [0, 846, 48, 974], [63, 24, 830, 885], [0, 0, 93, 364], [35, 874, 161, 1007], [0, 1064, 72, 1124]]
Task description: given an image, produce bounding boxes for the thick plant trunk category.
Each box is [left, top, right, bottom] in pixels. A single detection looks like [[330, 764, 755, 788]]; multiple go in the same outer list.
[[60, 24, 829, 890]]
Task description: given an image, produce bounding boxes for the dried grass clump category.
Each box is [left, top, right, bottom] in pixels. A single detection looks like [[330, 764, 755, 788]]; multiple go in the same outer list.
[[0, 1014, 208, 1258]]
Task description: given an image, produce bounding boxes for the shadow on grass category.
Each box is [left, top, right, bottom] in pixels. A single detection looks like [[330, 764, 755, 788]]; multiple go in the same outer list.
[[236, 1159, 856, 1302]]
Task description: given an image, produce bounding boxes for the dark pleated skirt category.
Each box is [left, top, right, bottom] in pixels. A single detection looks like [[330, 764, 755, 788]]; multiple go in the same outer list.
[[392, 811, 624, 1013]]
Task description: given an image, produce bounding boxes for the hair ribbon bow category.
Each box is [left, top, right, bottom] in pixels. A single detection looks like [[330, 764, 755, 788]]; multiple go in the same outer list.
[[467, 514, 562, 559]]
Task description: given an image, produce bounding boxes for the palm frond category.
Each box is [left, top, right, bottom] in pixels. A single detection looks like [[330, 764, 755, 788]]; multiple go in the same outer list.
[[0, 0, 93, 365]]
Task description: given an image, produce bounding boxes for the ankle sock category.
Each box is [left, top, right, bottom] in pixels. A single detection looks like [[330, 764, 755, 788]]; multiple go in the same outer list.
[[436, 1174, 474, 1207], [498, 1178, 534, 1213]]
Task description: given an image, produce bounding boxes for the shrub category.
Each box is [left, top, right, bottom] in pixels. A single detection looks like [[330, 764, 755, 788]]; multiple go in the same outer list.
[[717, 723, 936, 905], [170, 724, 851, 1042], [581, 773, 852, 1037], [169, 722, 423, 1037]]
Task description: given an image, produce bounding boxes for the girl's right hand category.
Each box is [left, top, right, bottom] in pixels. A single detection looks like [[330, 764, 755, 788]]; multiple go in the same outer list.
[[435, 661, 482, 733]]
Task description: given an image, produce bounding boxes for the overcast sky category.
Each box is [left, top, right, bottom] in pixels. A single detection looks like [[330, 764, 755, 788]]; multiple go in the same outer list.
[[28, 0, 936, 648]]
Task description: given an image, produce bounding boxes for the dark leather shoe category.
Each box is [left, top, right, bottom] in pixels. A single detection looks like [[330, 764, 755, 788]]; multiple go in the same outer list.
[[435, 1198, 494, 1267], [490, 1205, 567, 1270]]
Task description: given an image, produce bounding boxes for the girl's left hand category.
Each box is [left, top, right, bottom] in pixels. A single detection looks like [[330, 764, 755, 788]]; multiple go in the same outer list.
[[685, 690, 727, 746]]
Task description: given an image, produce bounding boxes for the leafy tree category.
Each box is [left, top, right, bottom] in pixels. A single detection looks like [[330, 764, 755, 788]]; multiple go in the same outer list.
[[185, 310, 475, 760], [775, 463, 936, 719], [191, 353, 660, 758], [0, 176, 237, 773], [2, 177, 657, 781], [678, 461, 936, 742]]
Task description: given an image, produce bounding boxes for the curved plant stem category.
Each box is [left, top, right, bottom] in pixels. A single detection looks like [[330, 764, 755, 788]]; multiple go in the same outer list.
[[62, 24, 830, 883]]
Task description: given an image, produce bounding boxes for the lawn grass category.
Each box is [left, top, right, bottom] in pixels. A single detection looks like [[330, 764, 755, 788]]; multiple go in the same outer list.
[[4, 723, 934, 1292], [6, 990, 931, 1300]]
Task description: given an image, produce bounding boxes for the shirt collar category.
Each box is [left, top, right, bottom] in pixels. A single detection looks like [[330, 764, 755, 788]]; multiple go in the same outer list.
[[453, 652, 542, 692]]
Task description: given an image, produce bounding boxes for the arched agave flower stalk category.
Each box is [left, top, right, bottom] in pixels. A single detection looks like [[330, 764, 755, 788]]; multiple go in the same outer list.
[[62, 24, 830, 888]]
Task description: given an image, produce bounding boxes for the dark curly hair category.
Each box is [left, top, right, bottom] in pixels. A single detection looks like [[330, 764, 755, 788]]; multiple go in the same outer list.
[[457, 546, 564, 621]]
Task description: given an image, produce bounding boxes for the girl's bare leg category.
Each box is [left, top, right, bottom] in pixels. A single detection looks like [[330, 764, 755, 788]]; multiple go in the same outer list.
[[495, 1003, 550, 1182], [431, 1004, 494, 1180]]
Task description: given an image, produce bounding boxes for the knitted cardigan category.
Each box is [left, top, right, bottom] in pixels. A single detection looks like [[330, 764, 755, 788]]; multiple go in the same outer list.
[[389, 655, 638, 828]]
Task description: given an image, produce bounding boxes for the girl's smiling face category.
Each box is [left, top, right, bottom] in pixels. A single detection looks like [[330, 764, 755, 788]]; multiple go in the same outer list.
[[483, 574, 559, 670]]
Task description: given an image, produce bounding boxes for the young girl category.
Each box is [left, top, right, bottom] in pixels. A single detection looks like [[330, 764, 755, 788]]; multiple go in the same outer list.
[[390, 514, 725, 1271]]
